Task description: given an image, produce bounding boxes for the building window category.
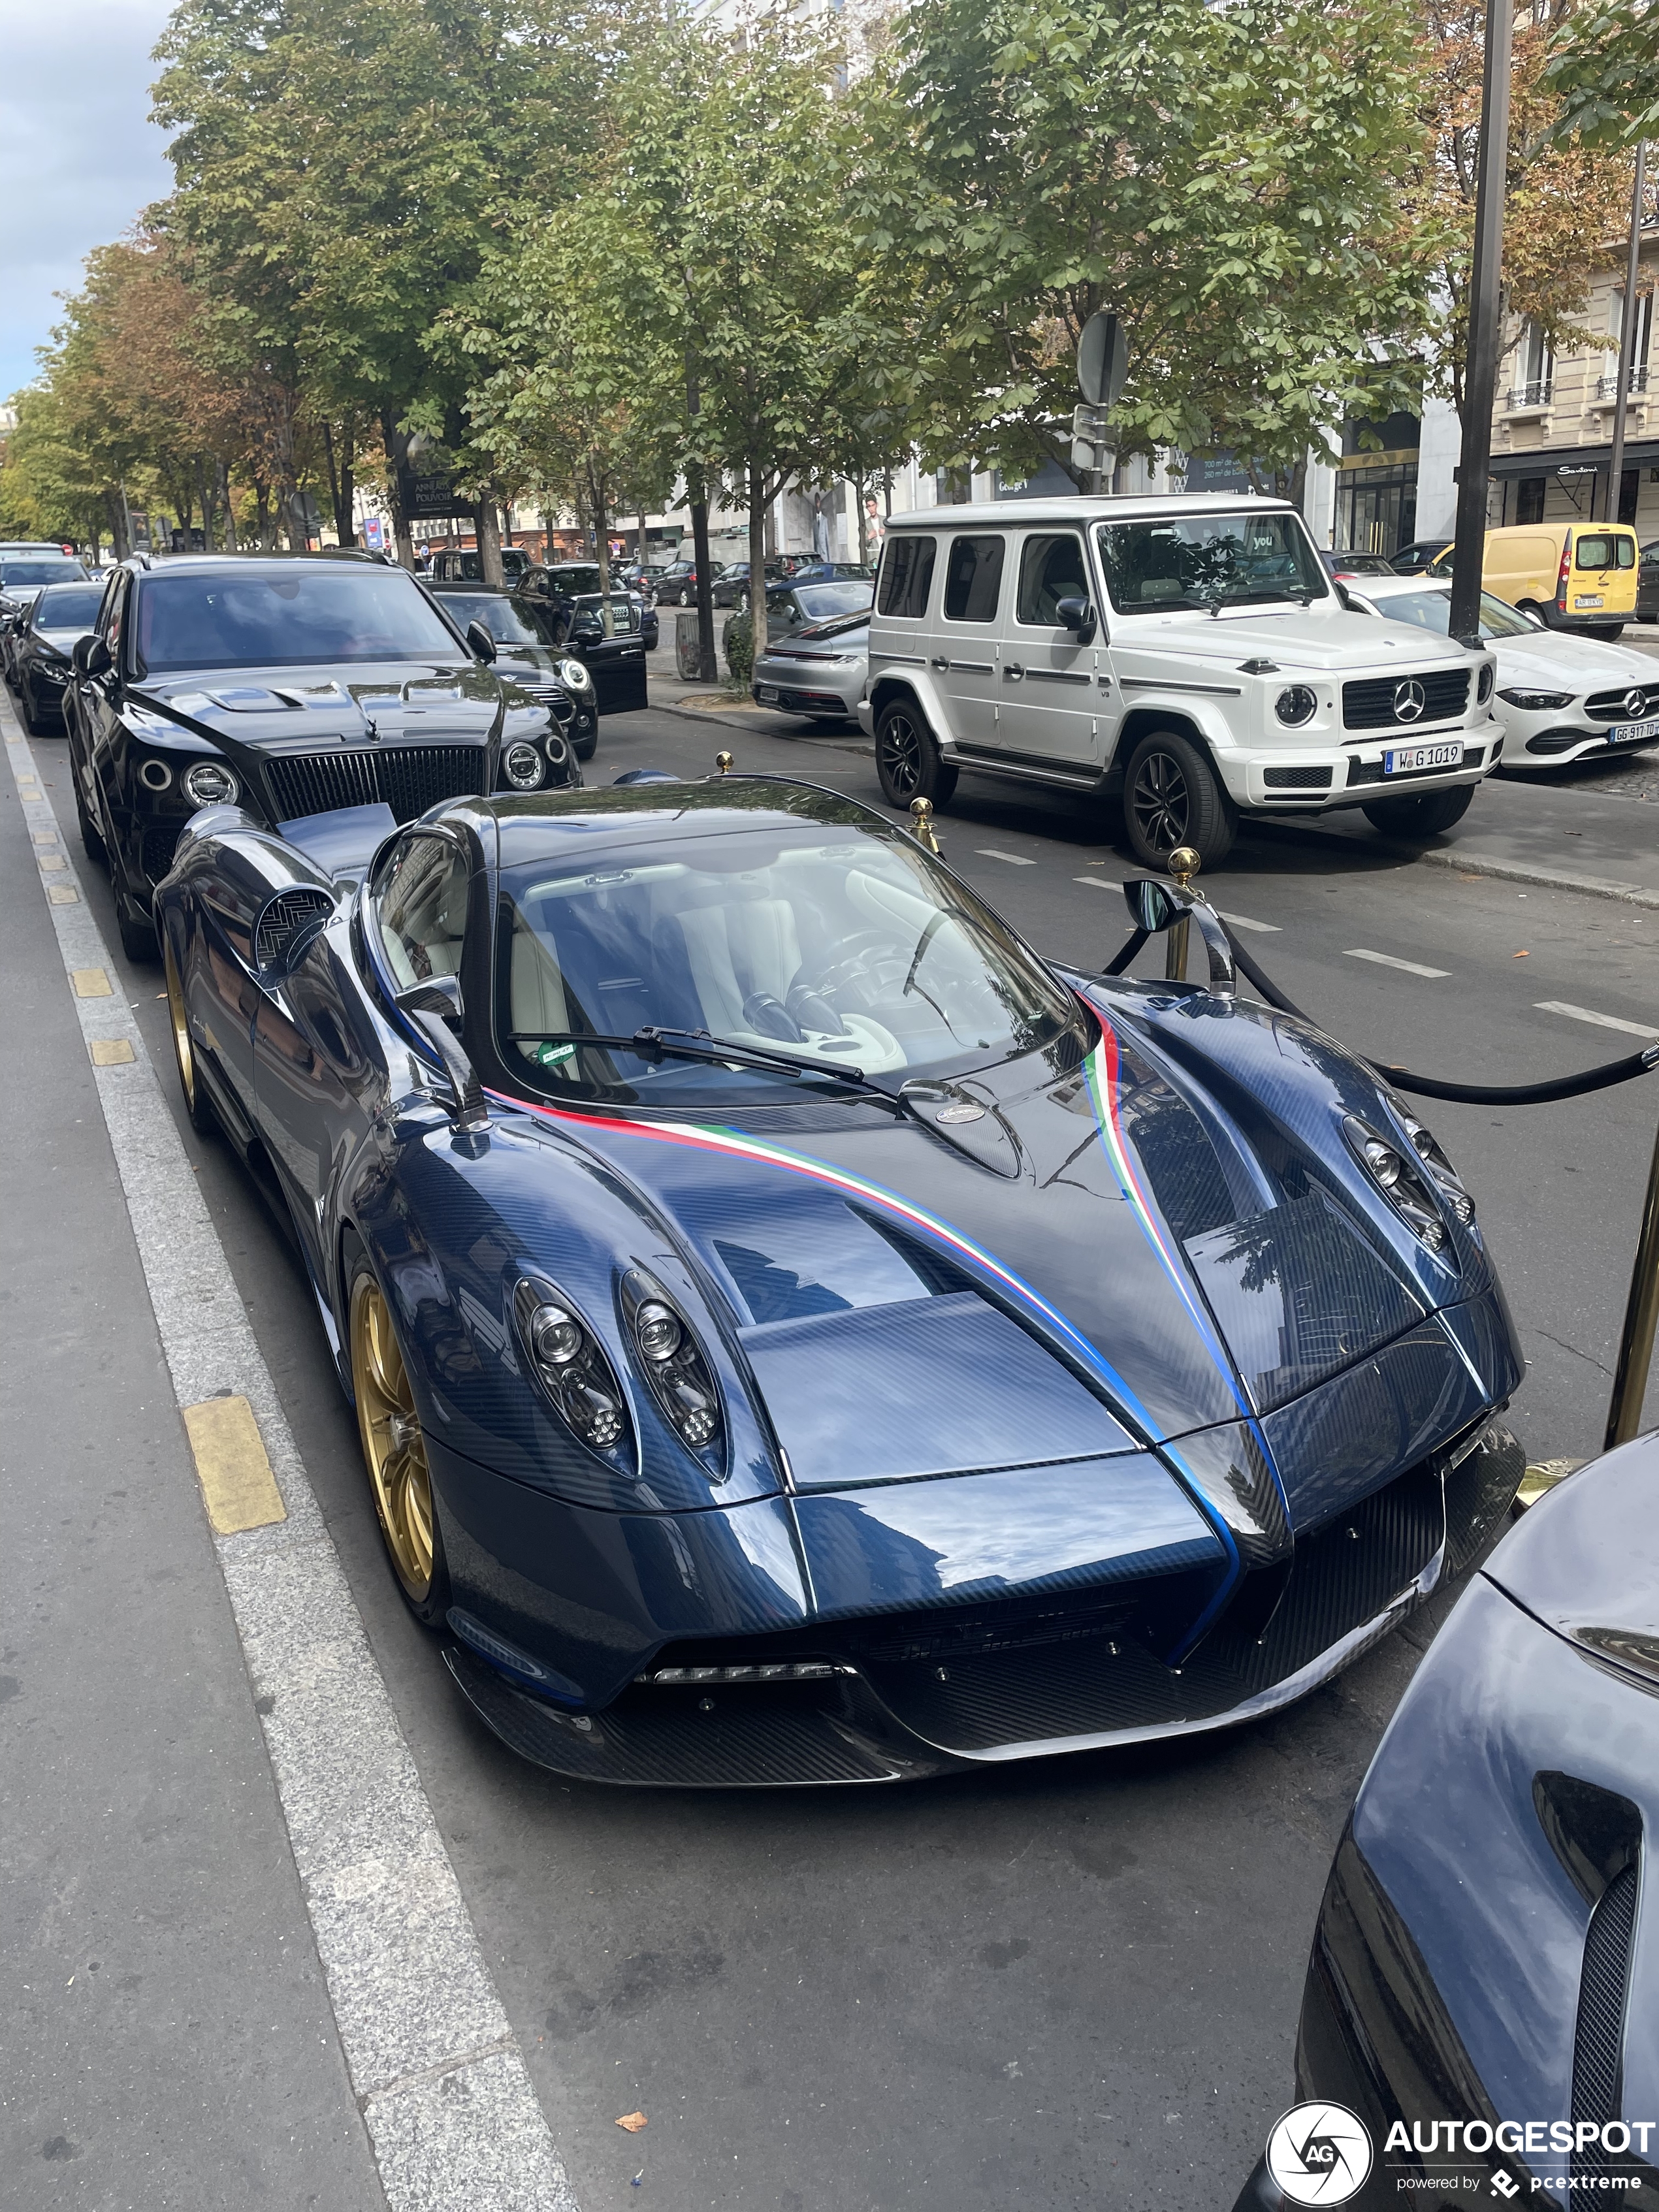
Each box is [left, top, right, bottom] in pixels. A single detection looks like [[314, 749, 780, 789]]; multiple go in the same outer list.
[[1509, 323, 1554, 409], [1515, 476, 1546, 526]]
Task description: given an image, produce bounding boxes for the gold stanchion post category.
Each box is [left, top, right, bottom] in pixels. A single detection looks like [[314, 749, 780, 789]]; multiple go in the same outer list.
[[1165, 846, 1199, 981]]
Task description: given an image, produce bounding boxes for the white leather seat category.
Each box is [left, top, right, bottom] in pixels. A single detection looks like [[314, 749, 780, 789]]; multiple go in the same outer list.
[[668, 897, 801, 1034]]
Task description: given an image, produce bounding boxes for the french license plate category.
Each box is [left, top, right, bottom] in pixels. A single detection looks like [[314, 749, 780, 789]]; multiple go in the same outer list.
[[755, 683, 779, 702], [1383, 741, 1462, 774], [1609, 718, 1659, 746], [1573, 593, 1604, 609]]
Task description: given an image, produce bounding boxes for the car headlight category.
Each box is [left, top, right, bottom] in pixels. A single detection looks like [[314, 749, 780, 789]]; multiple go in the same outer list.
[[184, 760, 238, 806], [1389, 1104, 1475, 1225], [513, 1277, 633, 1459], [502, 739, 544, 790], [1476, 662, 1495, 703], [1498, 685, 1573, 710], [544, 728, 571, 771], [1274, 685, 1317, 726], [558, 657, 592, 692], [1343, 1114, 1451, 1252], [620, 1268, 724, 1467]]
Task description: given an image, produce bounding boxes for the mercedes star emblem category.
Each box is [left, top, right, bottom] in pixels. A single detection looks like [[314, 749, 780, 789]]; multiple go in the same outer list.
[[1626, 689, 1647, 720], [1393, 679, 1427, 723]]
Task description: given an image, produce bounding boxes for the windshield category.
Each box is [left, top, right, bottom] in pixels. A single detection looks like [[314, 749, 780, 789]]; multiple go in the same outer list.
[[34, 586, 103, 630], [1366, 587, 1536, 641], [432, 590, 556, 650], [132, 566, 463, 673], [494, 820, 1078, 1105], [789, 581, 875, 621], [1095, 512, 1327, 615], [1, 559, 85, 586]]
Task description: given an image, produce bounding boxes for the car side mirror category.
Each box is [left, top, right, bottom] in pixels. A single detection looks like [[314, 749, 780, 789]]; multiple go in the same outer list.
[[464, 620, 497, 663], [1122, 878, 1180, 933], [1055, 595, 1096, 641], [73, 634, 110, 677]]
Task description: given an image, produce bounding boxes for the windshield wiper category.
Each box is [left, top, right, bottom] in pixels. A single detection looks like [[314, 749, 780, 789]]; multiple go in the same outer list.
[[1208, 588, 1313, 617], [509, 1024, 896, 1098]]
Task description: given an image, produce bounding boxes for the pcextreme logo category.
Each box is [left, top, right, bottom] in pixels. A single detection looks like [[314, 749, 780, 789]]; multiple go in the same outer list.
[[1267, 2103, 1376, 2205]]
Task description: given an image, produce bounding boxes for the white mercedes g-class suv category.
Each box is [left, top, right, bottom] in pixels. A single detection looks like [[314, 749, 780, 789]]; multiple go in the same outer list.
[[856, 494, 1500, 867]]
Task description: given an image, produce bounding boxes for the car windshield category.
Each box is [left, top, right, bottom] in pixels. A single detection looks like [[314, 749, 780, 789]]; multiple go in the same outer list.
[[132, 566, 463, 673], [34, 586, 103, 630], [2, 559, 85, 586], [1095, 512, 1328, 614], [1366, 586, 1535, 640], [794, 610, 870, 643], [786, 581, 875, 621], [432, 590, 556, 649], [494, 818, 1079, 1104]]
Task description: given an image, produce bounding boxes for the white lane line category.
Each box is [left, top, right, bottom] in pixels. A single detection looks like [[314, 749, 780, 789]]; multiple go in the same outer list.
[[1073, 875, 1119, 889], [1217, 910, 1281, 934], [3, 716, 577, 2212], [1344, 947, 1449, 979], [1535, 999, 1659, 1040], [976, 847, 1037, 865]]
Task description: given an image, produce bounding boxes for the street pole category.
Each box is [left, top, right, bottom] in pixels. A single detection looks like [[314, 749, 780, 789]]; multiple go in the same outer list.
[[1448, 0, 1515, 645], [1609, 141, 1648, 530]]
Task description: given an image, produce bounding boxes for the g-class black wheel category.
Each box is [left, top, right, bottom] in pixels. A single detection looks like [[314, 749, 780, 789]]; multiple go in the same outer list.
[[875, 700, 958, 810], [1122, 728, 1236, 870]]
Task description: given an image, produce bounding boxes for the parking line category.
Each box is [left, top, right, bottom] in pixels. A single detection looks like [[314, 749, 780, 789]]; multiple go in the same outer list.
[[183, 1394, 287, 1533], [1344, 948, 1449, 978], [1074, 875, 1118, 890], [1217, 911, 1281, 934], [976, 848, 1037, 865], [1534, 999, 1659, 1040], [71, 966, 113, 997]]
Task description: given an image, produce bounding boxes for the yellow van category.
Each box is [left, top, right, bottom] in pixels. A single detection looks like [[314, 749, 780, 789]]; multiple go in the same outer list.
[[1431, 522, 1639, 639]]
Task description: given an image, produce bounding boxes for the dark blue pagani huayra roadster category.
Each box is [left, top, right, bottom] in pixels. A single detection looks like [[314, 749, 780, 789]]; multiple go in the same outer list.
[[155, 771, 1526, 1786]]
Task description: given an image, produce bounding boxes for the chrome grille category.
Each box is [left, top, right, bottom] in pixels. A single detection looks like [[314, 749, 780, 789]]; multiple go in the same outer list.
[[1342, 669, 1470, 730], [1585, 683, 1659, 721], [265, 745, 488, 824]]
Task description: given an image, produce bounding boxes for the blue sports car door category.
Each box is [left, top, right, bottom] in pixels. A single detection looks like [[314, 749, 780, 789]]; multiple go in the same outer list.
[[251, 928, 376, 1273]]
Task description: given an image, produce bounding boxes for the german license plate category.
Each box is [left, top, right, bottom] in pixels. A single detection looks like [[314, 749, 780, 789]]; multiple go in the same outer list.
[[1609, 718, 1659, 745], [755, 683, 779, 702], [1383, 741, 1462, 774], [1573, 593, 1604, 609]]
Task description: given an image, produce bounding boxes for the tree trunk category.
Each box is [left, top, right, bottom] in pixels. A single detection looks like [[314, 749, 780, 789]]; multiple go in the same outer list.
[[196, 458, 217, 553], [592, 464, 611, 610], [254, 479, 275, 552], [855, 475, 868, 566], [747, 457, 767, 660], [380, 410, 417, 569], [105, 490, 129, 562], [217, 460, 240, 553], [322, 419, 357, 546], [475, 500, 505, 588], [637, 511, 647, 567], [685, 361, 717, 681]]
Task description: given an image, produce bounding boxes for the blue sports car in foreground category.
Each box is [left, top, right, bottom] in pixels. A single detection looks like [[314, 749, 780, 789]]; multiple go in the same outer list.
[[155, 769, 1524, 1785]]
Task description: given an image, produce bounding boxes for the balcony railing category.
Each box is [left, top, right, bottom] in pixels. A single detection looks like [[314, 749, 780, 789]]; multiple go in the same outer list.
[[1593, 367, 1651, 401], [1506, 380, 1553, 409]]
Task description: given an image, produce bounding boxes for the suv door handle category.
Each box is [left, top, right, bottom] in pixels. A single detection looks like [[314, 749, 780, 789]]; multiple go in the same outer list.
[[1003, 662, 1024, 682], [930, 656, 949, 671]]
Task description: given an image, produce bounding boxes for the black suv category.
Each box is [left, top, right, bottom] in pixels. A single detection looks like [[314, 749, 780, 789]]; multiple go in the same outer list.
[[65, 554, 581, 961]]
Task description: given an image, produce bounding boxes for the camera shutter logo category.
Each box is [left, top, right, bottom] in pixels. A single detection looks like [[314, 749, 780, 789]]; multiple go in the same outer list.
[[1393, 679, 1427, 724], [1265, 2101, 1374, 2205]]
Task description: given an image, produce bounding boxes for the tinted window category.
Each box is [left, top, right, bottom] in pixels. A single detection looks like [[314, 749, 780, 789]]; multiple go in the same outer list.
[[1575, 534, 1635, 570], [433, 590, 549, 647], [941, 535, 1005, 622], [374, 837, 471, 988], [1016, 534, 1089, 625], [1095, 512, 1327, 613], [877, 535, 936, 618], [1, 559, 85, 585], [133, 567, 462, 673], [33, 586, 104, 630], [790, 580, 874, 621]]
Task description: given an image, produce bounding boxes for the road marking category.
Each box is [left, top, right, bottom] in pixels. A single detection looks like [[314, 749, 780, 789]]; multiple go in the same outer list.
[[184, 1394, 287, 1533], [48, 884, 79, 905], [1534, 999, 1659, 1040], [39, 852, 66, 870], [1217, 910, 1281, 934], [3, 707, 578, 2212], [88, 1037, 136, 1065], [1344, 948, 1449, 978], [1074, 875, 1118, 889], [71, 966, 112, 997], [976, 848, 1036, 865]]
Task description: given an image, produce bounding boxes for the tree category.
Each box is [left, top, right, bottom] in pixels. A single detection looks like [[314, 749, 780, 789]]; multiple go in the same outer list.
[[1545, 1, 1659, 151], [846, 0, 1437, 502]]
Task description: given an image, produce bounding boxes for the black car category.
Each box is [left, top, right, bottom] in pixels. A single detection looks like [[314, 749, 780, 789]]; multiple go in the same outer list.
[[1389, 537, 1454, 577], [709, 559, 792, 610], [10, 579, 106, 732], [1320, 549, 1396, 579], [1233, 1435, 1659, 2211], [1637, 538, 1659, 623], [1, 553, 89, 683], [654, 558, 722, 607], [428, 547, 532, 585], [523, 562, 659, 652], [65, 554, 580, 962], [428, 581, 598, 759], [516, 566, 652, 707]]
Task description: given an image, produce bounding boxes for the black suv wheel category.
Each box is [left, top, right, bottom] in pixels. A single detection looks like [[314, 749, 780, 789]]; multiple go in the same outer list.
[[1122, 728, 1236, 869], [875, 699, 958, 810]]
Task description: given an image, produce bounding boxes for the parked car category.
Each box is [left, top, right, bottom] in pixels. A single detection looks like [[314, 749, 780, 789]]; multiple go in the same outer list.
[[1320, 549, 1396, 579], [1419, 522, 1639, 641], [427, 582, 596, 759], [709, 559, 791, 609], [65, 553, 578, 961], [655, 559, 723, 607], [1387, 537, 1454, 576], [1342, 573, 1659, 771], [1636, 537, 1659, 623], [8, 579, 106, 733], [777, 558, 877, 586], [858, 494, 1501, 869], [155, 773, 1522, 1787], [520, 562, 658, 650], [1, 553, 89, 682], [1232, 1434, 1659, 2211], [428, 547, 532, 585], [513, 568, 652, 710]]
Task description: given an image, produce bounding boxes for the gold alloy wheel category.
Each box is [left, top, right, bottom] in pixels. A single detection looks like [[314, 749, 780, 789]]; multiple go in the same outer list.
[[350, 1274, 436, 1601], [164, 942, 196, 1112]]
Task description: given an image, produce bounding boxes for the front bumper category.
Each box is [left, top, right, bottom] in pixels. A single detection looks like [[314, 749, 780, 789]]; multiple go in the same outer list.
[[1506, 710, 1659, 764], [752, 654, 864, 718], [1234, 731, 1497, 810]]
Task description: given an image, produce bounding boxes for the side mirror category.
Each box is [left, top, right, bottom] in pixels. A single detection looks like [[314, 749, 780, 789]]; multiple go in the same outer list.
[[73, 634, 111, 677], [464, 619, 497, 663], [1055, 595, 1096, 641], [1122, 877, 1180, 933]]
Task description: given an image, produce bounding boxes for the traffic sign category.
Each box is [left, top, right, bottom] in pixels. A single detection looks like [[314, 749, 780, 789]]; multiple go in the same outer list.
[[1077, 312, 1128, 408]]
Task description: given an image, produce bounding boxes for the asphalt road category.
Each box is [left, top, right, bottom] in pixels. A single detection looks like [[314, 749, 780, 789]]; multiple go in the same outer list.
[[7, 690, 1658, 2212]]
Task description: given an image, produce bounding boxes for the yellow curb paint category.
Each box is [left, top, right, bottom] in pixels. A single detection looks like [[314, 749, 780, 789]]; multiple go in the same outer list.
[[71, 967, 113, 998], [182, 1396, 287, 1534], [38, 854, 67, 871], [33, 831, 57, 845], [88, 1038, 136, 1066], [48, 886, 80, 905]]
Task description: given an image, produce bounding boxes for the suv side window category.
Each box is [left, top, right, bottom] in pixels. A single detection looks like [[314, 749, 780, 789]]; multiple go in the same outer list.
[[877, 535, 937, 618], [1016, 534, 1089, 626], [101, 574, 129, 663], [374, 835, 471, 988], [941, 535, 1005, 623]]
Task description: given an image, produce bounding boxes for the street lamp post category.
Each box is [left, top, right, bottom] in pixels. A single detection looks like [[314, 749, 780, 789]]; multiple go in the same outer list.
[[1449, 0, 1515, 645], [1608, 141, 1649, 529]]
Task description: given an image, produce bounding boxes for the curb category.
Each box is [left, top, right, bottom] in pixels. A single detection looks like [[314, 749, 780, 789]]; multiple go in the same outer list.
[[1417, 845, 1659, 910], [649, 696, 875, 754]]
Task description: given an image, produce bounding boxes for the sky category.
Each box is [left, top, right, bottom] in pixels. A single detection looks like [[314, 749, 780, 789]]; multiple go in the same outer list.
[[1, 0, 177, 400]]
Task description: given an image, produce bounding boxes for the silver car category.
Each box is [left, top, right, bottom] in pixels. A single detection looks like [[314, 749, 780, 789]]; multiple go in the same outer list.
[[750, 581, 873, 723]]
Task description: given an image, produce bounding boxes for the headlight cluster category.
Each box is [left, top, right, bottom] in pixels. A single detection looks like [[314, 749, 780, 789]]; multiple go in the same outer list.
[[1476, 662, 1495, 704], [185, 761, 238, 806], [1274, 685, 1318, 726], [502, 740, 545, 791], [621, 1268, 724, 1466], [511, 1268, 726, 1472], [514, 1276, 630, 1455], [1498, 686, 1572, 711], [1343, 1111, 1474, 1254], [558, 657, 592, 692]]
